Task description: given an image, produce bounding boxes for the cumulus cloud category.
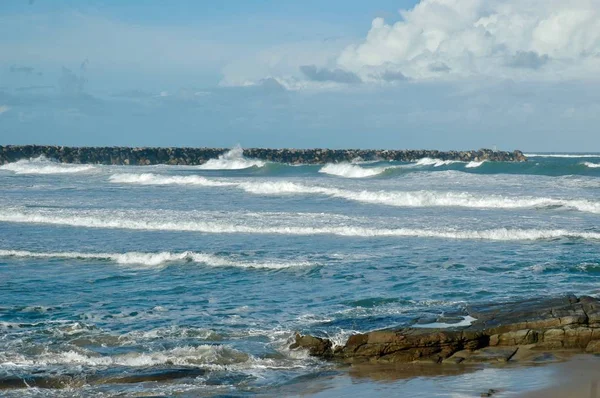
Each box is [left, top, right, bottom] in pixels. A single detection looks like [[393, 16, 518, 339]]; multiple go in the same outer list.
[[337, 0, 600, 81], [300, 65, 362, 84]]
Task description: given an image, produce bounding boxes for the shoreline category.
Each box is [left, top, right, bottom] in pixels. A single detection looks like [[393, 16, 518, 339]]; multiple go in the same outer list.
[[0, 145, 527, 165]]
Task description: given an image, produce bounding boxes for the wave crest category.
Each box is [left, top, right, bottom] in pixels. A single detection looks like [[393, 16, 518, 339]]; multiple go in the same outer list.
[[0, 156, 97, 175], [318, 163, 391, 178], [583, 162, 600, 168], [1, 209, 599, 241], [414, 158, 461, 167], [198, 146, 265, 170], [109, 173, 234, 186], [109, 176, 600, 215], [0, 249, 314, 269], [465, 160, 486, 168]]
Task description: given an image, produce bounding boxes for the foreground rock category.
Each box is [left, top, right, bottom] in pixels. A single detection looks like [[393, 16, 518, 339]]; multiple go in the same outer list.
[[291, 295, 600, 364], [0, 145, 527, 165]]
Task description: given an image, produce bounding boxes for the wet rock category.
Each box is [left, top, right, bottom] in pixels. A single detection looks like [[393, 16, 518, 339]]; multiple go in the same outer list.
[[289, 333, 333, 358], [291, 295, 600, 365]]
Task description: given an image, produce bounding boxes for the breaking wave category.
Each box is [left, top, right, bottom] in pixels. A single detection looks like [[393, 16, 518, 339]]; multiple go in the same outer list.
[[1, 210, 599, 241], [465, 160, 486, 168], [0, 249, 313, 269], [198, 146, 265, 170], [238, 181, 600, 214], [318, 163, 389, 178], [109, 173, 234, 186], [0, 344, 248, 368], [583, 162, 600, 168], [109, 176, 600, 214], [0, 156, 97, 175], [414, 158, 461, 167]]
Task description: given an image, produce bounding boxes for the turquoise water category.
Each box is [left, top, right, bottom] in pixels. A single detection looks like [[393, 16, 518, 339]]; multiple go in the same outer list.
[[1, 151, 600, 396]]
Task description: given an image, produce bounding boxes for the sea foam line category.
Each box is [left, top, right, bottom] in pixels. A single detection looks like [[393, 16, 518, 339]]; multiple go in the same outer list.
[[108, 174, 600, 214], [583, 162, 600, 168], [1, 210, 599, 241], [0, 249, 313, 269]]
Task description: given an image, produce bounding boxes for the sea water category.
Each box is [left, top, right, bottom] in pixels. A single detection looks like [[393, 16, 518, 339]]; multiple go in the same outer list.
[[1, 151, 600, 396]]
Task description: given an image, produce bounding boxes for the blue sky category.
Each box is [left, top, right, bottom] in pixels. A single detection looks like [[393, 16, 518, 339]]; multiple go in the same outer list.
[[1, 0, 600, 150]]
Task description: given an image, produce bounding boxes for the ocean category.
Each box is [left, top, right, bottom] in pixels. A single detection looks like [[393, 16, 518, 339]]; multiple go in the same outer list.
[[1, 149, 600, 397]]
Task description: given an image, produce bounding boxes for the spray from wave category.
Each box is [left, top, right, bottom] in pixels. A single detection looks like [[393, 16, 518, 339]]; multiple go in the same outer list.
[[198, 145, 265, 170], [0, 249, 313, 269], [0, 156, 97, 175], [1, 209, 599, 241]]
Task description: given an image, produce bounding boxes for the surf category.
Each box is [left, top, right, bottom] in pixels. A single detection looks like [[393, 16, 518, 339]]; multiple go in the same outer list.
[[318, 163, 392, 178], [0, 249, 313, 269], [0, 156, 97, 175], [1, 209, 599, 242]]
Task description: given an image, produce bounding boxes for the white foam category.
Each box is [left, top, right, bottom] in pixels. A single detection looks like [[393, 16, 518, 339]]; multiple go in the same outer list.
[[414, 315, 477, 329], [237, 181, 600, 214], [0, 249, 313, 269], [318, 163, 388, 178], [0, 345, 247, 368], [525, 153, 600, 158], [198, 145, 265, 170], [583, 162, 600, 168], [0, 156, 97, 175], [414, 158, 461, 167], [465, 160, 486, 168], [1, 210, 599, 241], [109, 173, 235, 186], [108, 172, 600, 214]]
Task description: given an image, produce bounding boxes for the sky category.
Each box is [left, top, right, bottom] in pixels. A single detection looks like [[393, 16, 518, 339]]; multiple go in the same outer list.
[[1, 0, 600, 151]]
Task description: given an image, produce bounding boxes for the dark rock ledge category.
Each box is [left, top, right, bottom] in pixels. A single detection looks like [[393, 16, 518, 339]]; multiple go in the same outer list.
[[291, 295, 600, 365], [0, 145, 527, 165]]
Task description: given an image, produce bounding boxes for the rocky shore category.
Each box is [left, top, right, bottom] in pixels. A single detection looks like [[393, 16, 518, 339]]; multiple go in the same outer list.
[[291, 295, 600, 365], [0, 145, 527, 165]]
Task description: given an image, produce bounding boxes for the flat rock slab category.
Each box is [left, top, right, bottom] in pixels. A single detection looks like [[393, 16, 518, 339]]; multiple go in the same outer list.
[[291, 295, 600, 365]]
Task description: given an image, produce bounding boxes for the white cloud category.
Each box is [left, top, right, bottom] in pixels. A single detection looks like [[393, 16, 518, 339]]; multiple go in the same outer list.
[[337, 0, 600, 81], [0, 105, 10, 115]]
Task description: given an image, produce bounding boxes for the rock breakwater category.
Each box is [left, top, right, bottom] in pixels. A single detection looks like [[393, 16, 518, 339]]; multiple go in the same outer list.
[[291, 295, 600, 365], [0, 145, 527, 165]]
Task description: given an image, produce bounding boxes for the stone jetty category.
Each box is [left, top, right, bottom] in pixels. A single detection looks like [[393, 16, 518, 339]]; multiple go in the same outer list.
[[291, 295, 600, 365], [0, 145, 527, 165]]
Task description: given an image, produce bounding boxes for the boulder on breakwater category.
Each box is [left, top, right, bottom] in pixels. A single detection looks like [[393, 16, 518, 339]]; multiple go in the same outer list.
[[0, 145, 527, 165], [290, 295, 600, 365]]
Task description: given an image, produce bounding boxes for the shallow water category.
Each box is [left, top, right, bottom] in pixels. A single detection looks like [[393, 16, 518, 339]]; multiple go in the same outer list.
[[1, 152, 600, 396]]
